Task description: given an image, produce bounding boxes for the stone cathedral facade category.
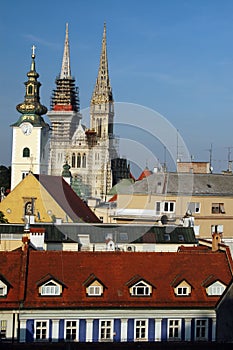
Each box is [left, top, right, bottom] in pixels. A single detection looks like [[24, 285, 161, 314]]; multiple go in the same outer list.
[[11, 24, 130, 199], [48, 24, 129, 200]]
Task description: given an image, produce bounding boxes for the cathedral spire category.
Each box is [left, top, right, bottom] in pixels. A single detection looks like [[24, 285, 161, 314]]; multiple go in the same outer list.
[[50, 23, 79, 112], [91, 23, 113, 105], [60, 23, 71, 79]]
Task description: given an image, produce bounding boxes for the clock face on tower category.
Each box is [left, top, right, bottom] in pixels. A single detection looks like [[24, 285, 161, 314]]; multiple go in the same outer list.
[[20, 122, 33, 136]]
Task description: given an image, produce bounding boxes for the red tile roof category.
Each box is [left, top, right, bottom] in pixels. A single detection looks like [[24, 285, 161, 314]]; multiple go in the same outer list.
[[0, 250, 25, 308], [15, 248, 233, 309], [108, 194, 117, 202], [137, 167, 153, 181]]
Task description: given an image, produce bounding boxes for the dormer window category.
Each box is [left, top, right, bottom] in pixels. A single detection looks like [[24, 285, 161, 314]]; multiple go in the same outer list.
[[87, 285, 102, 296], [40, 280, 61, 296], [86, 281, 103, 296], [177, 287, 188, 295], [130, 281, 152, 296], [0, 281, 7, 297], [206, 281, 226, 296], [83, 274, 105, 297], [174, 280, 191, 296]]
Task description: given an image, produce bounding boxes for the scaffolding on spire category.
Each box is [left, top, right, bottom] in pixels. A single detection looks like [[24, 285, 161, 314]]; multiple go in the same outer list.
[[50, 23, 79, 112]]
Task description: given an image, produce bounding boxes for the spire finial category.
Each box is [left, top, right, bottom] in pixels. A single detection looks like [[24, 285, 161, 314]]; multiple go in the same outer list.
[[60, 22, 71, 79], [31, 44, 36, 58], [30, 44, 37, 73]]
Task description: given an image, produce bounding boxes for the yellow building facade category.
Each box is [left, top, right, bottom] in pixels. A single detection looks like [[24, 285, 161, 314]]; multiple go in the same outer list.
[[0, 172, 100, 225]]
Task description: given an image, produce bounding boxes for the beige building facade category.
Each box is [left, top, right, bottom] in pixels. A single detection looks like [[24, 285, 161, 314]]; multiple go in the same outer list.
[[107, 172, 233, 247]]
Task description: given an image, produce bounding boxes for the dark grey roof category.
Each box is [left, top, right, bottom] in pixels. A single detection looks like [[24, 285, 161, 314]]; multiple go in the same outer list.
[[124, 172, 233, 196], [0, 223, 197, 245]]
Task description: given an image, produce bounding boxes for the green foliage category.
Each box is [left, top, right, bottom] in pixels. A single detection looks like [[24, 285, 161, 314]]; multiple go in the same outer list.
[[0, 165, 11, 192], [0, 211, 8, 223]]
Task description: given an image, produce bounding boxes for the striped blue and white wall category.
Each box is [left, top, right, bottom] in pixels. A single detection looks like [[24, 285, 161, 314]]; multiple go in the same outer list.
[[18, 313, 216, 343]]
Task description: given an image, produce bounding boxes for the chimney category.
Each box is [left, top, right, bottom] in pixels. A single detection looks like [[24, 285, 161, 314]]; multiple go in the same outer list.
[[22, 235, 29, 251], [212, 232, 222, 252]]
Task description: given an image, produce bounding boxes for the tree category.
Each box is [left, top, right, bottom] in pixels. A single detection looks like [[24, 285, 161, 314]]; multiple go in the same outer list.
[[0, 165, 11, 193]]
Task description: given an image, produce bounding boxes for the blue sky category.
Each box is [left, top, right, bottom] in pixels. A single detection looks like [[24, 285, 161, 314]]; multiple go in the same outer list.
[[1, 0, 233, 174]]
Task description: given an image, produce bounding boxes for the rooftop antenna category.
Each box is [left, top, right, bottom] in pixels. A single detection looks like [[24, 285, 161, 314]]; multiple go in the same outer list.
[[176, 129, 179, 162], [209, 143, 213, 173], [225, 146, 233, 172], [163, 146, 167, 172]]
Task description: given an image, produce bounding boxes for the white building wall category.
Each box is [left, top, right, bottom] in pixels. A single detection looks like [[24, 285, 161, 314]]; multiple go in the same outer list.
[[11, 126, 49, 190]]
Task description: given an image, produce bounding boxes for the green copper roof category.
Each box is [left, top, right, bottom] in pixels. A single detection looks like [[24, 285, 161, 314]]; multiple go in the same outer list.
[[12, 46, 48, 128], [62, 162, 72, 178]]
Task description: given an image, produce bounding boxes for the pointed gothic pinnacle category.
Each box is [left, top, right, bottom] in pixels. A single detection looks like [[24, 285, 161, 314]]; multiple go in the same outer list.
[[91, 23, 113, 105], [60, 23, 71, 79], [99, 22, 108, 84]]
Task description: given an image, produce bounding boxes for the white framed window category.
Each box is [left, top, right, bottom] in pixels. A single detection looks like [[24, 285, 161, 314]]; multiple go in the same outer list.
[[206, 281, 226, 296], [155, 201, 161, 214], [135, 320, 147, 340], [155, 201, 176, 214], [0, 281, 7, 296], [187, 202, 200, 214], [87, 285, 102, 296], [0, 320, 7, 339], [195, 319, 208, 341], [211, 225, 223, 234], [65, 320, 78, 341], [163, 201, 175, 213], [100, 320, 113, 341], [174, 281, 191, 296], [40, 280, 61, 296], [212, 203, 225, 214], [168, 319, 181, 340], [177, 287, 188, 295], [130, 281, 151, 296], [35, 320, 49, 341]]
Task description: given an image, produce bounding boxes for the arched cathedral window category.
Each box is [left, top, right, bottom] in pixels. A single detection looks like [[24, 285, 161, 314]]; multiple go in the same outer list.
[[72, 153, 76, 168], [77, 153, 81, 168], [23, 147, 30, 158], [97, 118, 102, 137], [82, 153, 86, 168]]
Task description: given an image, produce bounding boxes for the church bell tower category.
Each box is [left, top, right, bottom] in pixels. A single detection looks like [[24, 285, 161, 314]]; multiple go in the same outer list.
[[11, 46, 50, 190]]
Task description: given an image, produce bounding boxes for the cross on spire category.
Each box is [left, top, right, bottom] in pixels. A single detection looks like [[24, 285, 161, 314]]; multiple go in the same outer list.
[[32, 45, 36, 57]]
